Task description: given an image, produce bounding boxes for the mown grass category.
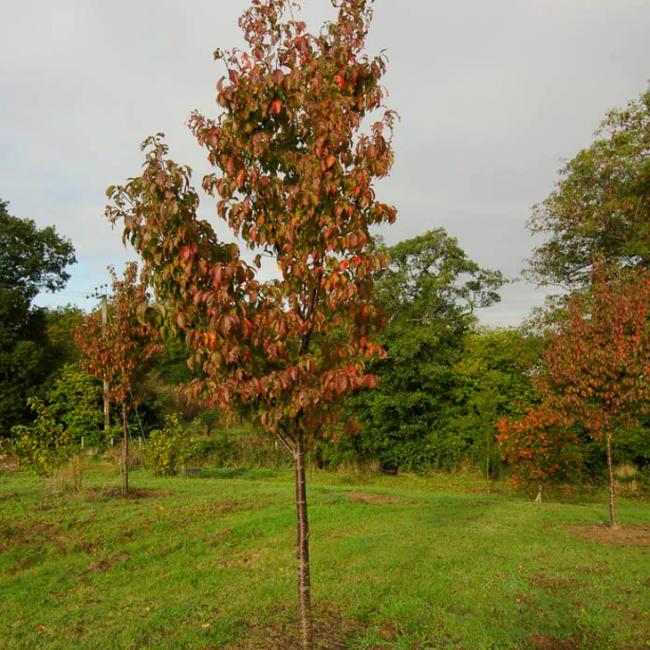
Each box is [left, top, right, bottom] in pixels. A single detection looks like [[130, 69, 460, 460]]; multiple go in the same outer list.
[[0, 462, 648, 649]]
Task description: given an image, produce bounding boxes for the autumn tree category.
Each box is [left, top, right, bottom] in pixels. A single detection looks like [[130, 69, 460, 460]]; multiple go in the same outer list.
[[105, 1, 396, 645], [527, 86, 650, 289], [496, 404, 580, 502], [541, 267, 650, 526], [76, 263, 159, 496], [500, 267, 650, 524]]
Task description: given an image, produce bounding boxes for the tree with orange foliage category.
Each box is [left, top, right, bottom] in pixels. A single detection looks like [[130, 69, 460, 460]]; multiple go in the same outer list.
[[75, 263, 159, 496], [496, 404, 580, 502], [105, 1, 396, 644], [499, 266, 650, 525]]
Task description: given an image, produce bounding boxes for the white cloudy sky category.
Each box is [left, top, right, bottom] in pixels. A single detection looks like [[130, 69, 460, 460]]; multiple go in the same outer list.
[[2, 0, 649, 325]]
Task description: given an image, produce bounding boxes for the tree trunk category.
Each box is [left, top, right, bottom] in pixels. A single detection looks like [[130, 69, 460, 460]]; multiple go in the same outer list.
[[103, 378, 111, 437], [121, 403, 129, 497], [605, 432, 619, 528], [535, 483, 543, 503], [294, 433, 312, 649]]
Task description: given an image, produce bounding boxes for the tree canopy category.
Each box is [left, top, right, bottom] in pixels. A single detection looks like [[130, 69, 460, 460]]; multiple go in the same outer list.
[[527, 87, 650, 289], [0, 200, 76, 434], [347, 229, 504, 469]]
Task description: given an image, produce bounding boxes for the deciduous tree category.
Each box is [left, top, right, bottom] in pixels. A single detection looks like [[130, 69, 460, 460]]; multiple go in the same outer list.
[[540, 267, 650, 526], [499, 266, 650, 524], [496, 404, 580, 502], [76, 263, 159, 496], [0, 200, 76, 434], [347, 229, 503, 471], [527, 87, 650, 289], [105, 1, 395, 644]]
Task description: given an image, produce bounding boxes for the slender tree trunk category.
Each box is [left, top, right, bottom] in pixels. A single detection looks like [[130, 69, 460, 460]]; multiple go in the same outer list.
[[294, 433, 312, 649], [605, 432, 618, 528], [121, 403, 129, 497], [535, 483, 543, 503]]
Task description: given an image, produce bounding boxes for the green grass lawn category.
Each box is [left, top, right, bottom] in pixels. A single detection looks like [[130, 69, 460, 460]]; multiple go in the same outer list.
[[1, 463, 648, 649]]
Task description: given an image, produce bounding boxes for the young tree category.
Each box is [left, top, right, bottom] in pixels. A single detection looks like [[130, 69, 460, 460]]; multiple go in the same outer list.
[[539, 267, 650, 526], [106, 1, 396, 644], [496, 404, 580, 502], [499, 267, 650, 523], [75, 263, 159, 496]]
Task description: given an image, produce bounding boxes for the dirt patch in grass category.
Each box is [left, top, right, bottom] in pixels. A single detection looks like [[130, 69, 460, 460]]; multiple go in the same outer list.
[[570, 524, 650, 546], [85, 487, 170, 500], [524, 634, 579, 650], [216, 547, 267, 570], [347, 491, 403, 505], [223, 604, 366, 649], [530, 574, 584, 591], [211, 528, 233, 547], [0, 521, 61, 553], [1, 520, 105, 557], [83, 551, 130, 575]]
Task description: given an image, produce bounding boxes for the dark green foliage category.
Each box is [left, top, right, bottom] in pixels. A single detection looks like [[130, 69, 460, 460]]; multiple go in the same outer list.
[[44, 364, 104, 447], [10, 364, 103, 473], [43, 306, 84, 372], [10, 397, 71, 475], [152, 337, 194, 386], [0, 200, 76, 434], [345, 229, 505, 470], [446, 328, 543, 476], [528, 87, 650, 288]]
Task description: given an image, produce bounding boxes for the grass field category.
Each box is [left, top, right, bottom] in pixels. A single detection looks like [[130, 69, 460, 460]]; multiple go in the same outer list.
[[1, 463, 648, 649]]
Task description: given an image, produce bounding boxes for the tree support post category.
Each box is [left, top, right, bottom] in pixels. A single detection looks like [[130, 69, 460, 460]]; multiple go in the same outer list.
[[121, 403, 129, 497], [605, 432, 618, 528]]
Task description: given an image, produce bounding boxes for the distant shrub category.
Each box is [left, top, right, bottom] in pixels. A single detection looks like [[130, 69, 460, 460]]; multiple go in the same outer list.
[[11, 397, 73, 475], [146, 413, 194, 475], [45, 364, 104, 447]]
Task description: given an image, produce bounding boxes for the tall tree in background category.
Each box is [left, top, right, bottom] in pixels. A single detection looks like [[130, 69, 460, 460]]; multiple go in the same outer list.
[[0, 200, 76, 434], [106, 1, 395, 644], [348, 229, 503, 470], [453, 328, 542, 485], [527, 87, 650, 289], [76, 263, 159, 496]]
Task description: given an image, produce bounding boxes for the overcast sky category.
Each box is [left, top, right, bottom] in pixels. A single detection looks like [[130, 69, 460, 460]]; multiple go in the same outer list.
[[2, 0, 648, 325]]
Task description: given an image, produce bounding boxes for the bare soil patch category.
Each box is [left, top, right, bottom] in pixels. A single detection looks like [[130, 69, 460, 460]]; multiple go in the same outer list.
[[570, 524, 650, 546], [223, 604, 366, 649], [524, 634, 579, 650], [85, 487, 169, 500], [530, 574, 584, 591], [0, 521, 60, 553], [83, 551, 130, 575], [347, 491, 402, 505]]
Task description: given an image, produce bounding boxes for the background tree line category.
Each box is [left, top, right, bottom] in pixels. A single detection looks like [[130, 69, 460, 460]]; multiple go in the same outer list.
[[2, 87, 649, 494]]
